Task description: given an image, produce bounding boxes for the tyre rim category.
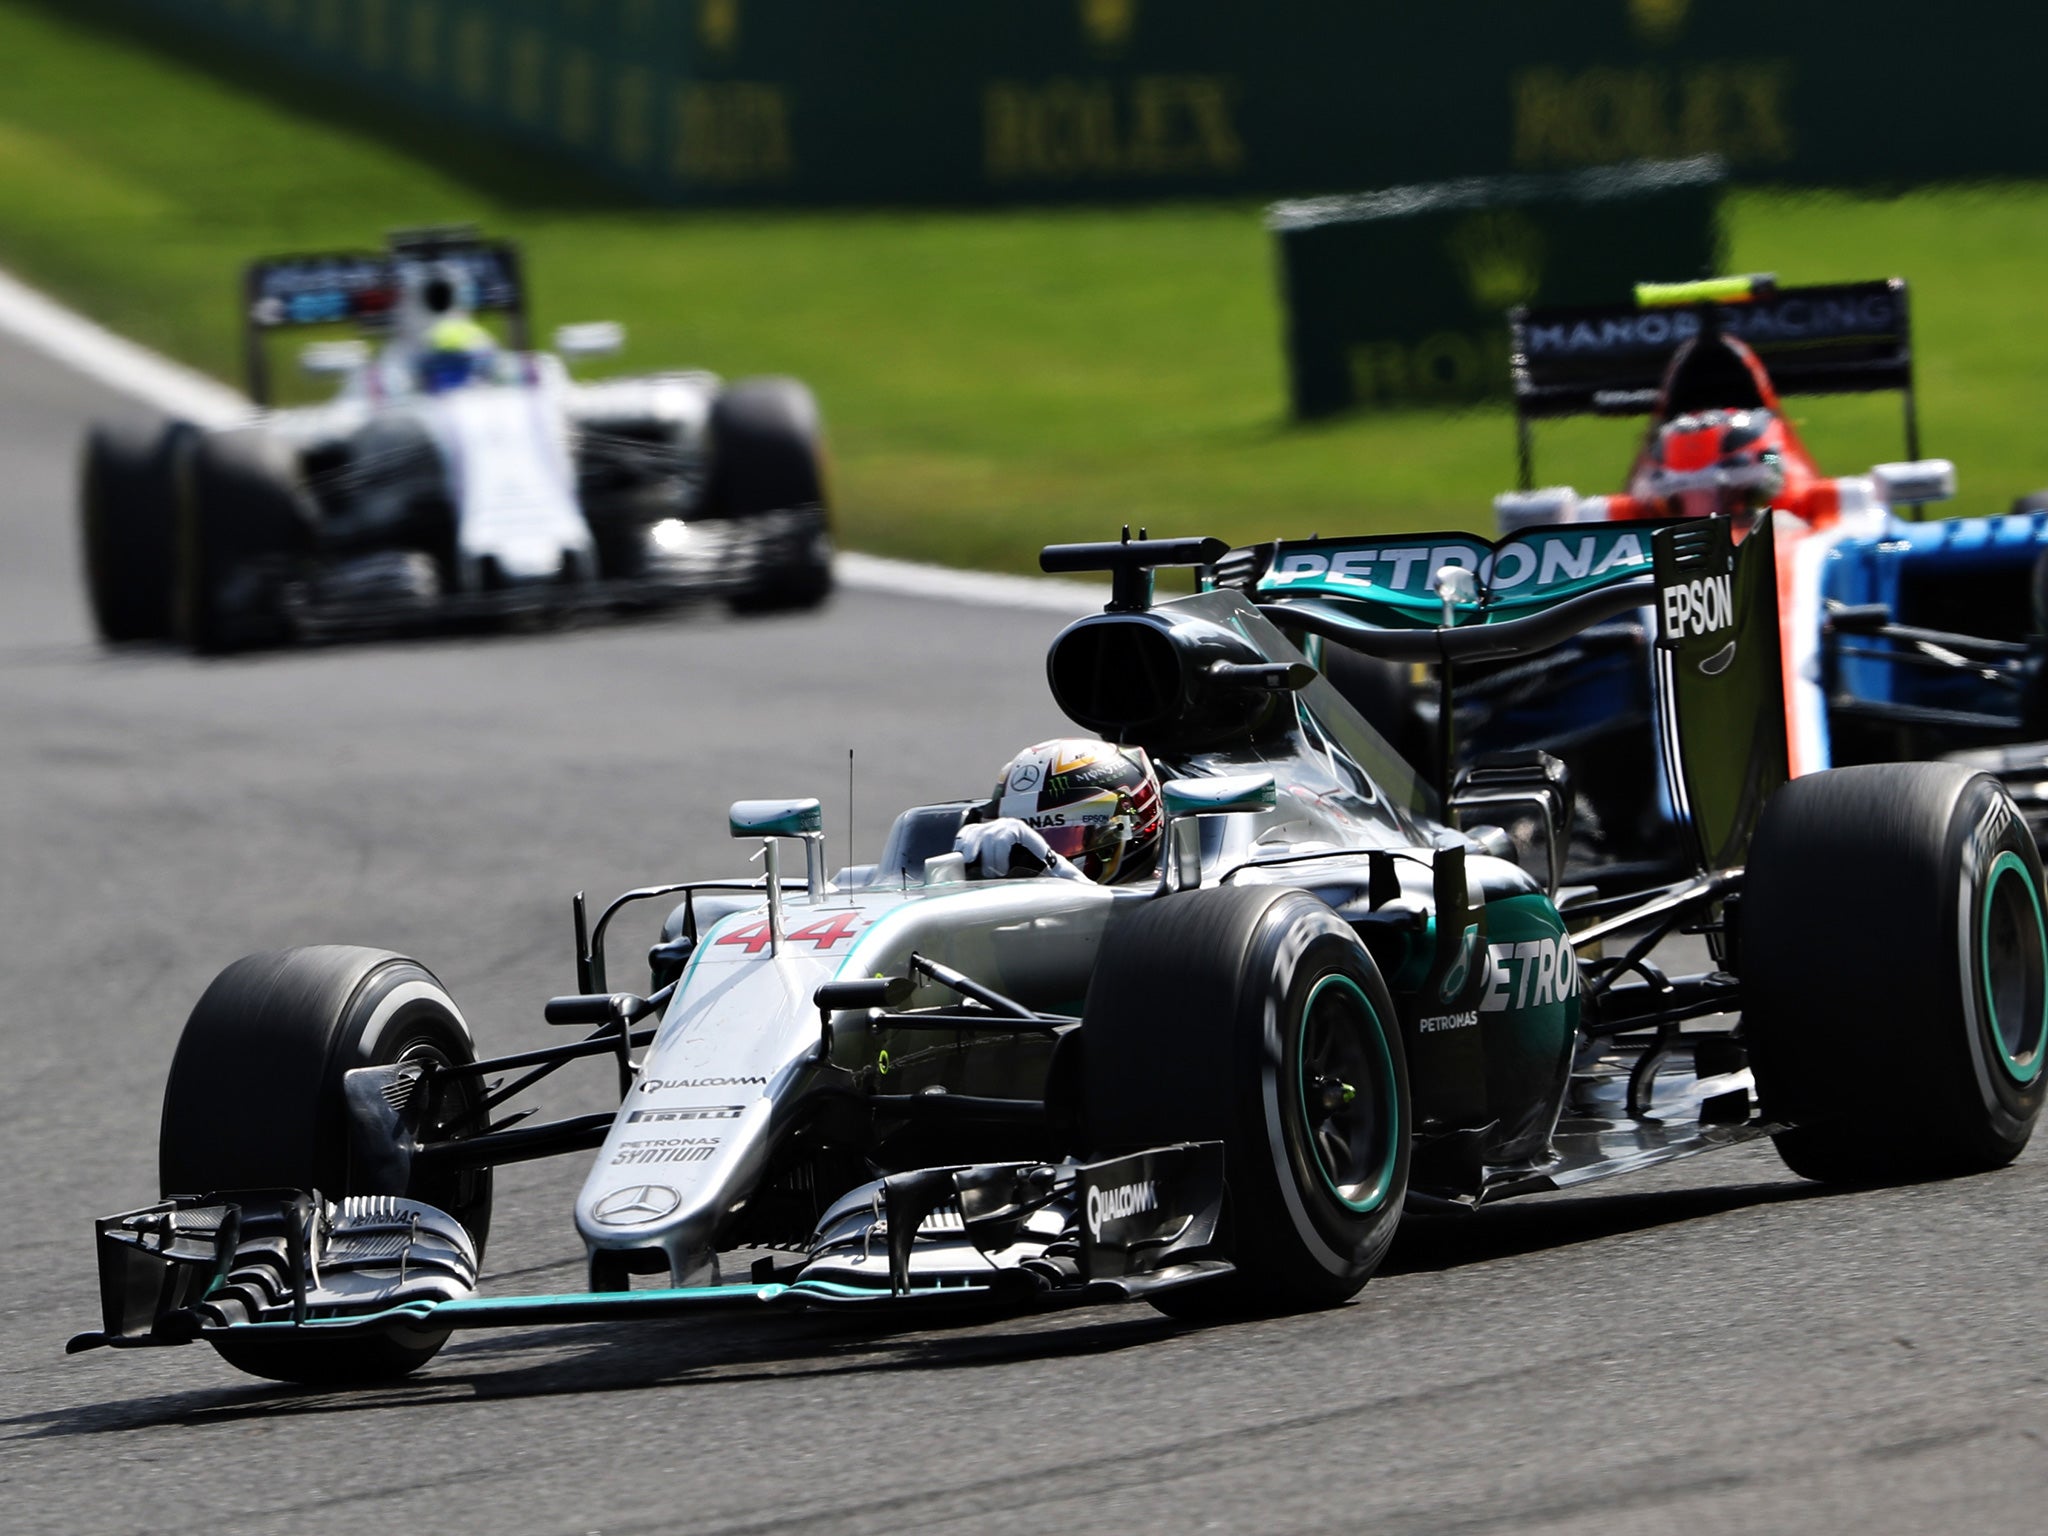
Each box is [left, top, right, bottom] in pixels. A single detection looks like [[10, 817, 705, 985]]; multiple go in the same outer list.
[[1980, 851, 2048, 1085], [1296, 974, 1399, 1213]]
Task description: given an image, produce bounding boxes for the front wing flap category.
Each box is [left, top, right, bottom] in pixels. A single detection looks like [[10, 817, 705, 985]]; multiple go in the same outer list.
[[69, 1143, 1228, 1356], [211, 507, 829, 648]]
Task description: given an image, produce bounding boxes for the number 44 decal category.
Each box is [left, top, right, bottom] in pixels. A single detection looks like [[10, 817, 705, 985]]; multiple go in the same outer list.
[[715, 912, 865, 957]]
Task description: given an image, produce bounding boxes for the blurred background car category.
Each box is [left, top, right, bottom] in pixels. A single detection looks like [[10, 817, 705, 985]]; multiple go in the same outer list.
[[80, 226, 833, 651]]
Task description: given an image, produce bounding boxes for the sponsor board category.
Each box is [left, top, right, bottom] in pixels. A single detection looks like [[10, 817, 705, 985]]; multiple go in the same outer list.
[[984, 75, 1244, 184], [124, 2, 2048, 215]]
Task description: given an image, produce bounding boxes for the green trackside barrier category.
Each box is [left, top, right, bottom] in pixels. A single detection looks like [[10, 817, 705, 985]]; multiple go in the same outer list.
[[97, 1, 2048, 205], [1272, 159, 1725, 419]]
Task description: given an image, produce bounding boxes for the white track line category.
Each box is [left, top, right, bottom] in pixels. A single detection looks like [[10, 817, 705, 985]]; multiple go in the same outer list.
[[0, 263, 1104, 614], [834, 551, 1098, 613], [0, 266, 248, 428]]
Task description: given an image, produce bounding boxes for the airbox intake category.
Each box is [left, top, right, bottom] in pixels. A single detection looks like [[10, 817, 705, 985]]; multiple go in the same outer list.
[[1046, 609, 1289, 752]]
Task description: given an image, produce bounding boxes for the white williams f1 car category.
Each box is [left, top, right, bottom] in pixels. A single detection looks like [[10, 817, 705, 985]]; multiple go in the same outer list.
[[79, 227, 833, 651], [72, 533, 2046, 1384]]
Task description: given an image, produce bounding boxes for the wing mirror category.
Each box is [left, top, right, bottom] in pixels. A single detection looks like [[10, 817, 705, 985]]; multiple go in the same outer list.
[[1872, 459, 1956, 509], [729, 799, 824, 839], [554, 321, 625, 359], [729, 799, 828, 936], [298, 339, 368, 377], [1161, 773, 1276, 890]]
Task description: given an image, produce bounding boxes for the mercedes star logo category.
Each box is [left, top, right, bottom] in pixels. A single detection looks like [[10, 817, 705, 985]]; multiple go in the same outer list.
[[592, 1184, 682, 1226]]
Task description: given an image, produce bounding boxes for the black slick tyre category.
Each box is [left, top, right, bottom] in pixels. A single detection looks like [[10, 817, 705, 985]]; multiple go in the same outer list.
[[80, 418, 192, 642], [704, 377, 834, 614], [1742, 763, 2048, 1183], [175, 427, 317, 652], [159, 946, 493, 1383], [1082, 885, 1410, 1317]]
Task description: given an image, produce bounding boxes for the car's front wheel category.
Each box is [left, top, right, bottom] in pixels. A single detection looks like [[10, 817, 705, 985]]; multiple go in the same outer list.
[[80, 417, 192, 642], [175, 428, 317, 652], [704, 377, 834, 615], [159, 946, 493, 1382], [1081, 885, 1410, 1317]]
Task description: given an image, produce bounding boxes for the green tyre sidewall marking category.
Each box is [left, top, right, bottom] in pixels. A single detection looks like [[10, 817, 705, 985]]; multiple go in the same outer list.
[[1294, 972, 1399, 1214], [1980, 849, 2048, 1086]]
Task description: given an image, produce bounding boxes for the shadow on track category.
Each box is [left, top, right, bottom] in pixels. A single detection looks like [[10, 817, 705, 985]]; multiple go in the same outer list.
[[9, 1171, 1843, 1440], [6, 1308, 1182, 1439], [1383, 1173, 1834, 1276], [68, 586, 771, 670]]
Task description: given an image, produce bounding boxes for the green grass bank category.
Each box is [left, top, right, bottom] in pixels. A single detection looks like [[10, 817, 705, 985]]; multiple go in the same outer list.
[[3, 2, 2046, 573]]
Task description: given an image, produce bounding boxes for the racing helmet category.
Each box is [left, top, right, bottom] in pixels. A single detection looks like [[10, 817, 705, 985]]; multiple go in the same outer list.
[[417, 314, 497, 393], [406, 260, 494, 393], [989, 738, 1163, 884], [1645, 408, 1785, 520]]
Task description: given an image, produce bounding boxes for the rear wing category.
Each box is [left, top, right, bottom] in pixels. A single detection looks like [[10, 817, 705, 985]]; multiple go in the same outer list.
[[1247, 521, 1670, 638], [1510, 276, 1916, 486], [240, 229, 528, 404], [1245, 515, 1787, 873]]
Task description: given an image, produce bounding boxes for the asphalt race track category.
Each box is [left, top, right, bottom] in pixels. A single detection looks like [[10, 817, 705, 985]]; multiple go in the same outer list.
[[4, 329, 2046, 1534]]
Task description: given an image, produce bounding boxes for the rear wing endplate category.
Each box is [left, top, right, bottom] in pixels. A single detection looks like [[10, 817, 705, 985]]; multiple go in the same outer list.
[[1650, 515, 1788, 873]]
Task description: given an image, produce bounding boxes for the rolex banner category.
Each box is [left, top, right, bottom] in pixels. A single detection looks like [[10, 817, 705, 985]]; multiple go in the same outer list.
[[1273, 161, 1724, 418], [86, 1, 2048, 207]]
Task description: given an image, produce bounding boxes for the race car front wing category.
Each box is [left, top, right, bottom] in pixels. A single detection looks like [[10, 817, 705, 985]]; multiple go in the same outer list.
[[68, 1142, 1227, 1355]]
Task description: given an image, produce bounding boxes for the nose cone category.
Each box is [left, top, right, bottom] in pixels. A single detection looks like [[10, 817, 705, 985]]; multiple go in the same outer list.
[[576, 1093, 764, 1280], [575, 926, 834, 1281]]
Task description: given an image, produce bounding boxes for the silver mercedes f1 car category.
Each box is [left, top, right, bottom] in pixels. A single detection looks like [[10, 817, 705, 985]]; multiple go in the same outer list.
[[79, 227, 833, 651], [72, 528, 2046, 1384]]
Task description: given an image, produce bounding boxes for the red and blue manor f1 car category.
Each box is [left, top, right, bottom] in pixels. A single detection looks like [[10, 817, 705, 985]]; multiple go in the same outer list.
[[1333, 275, 2048, 873]]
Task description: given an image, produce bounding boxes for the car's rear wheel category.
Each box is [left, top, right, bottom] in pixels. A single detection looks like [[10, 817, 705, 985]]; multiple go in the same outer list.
[[160, 946, 493, 1383], [704, 377, 834, 614], [1742, 763, 2047, 1182], [80, 418, 192, 642], [1082, 885, 1409, 1317], [176, 428, 317, 652]]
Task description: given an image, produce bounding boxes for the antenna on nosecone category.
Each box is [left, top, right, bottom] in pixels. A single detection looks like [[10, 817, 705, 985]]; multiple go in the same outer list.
[[848, 748, 855, 885]]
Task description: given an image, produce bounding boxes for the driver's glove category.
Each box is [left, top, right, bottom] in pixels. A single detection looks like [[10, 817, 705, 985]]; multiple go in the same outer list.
[[954, 817, 1088, 881]]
